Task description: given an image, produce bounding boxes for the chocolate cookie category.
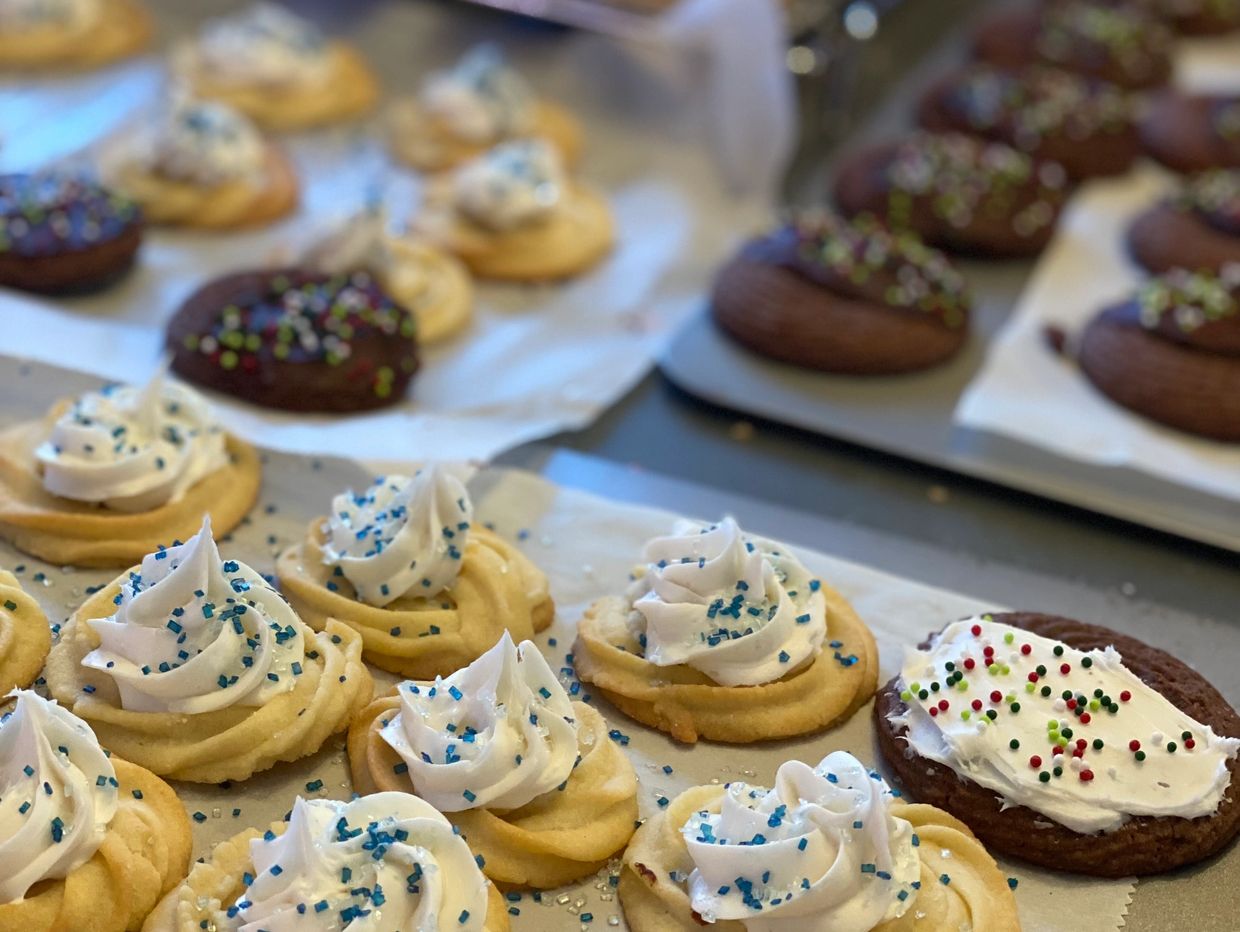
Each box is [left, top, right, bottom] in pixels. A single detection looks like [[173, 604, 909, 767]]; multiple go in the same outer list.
[[710, 212, 970, 374], [1128, 170, 1240, 274], [973, 3, 1174, 90], [833, 132, 1069, 258], [1078, 265, 1240, 440], [1070, 0, 1240, 35], [167, 268, 419, 413], [0, 173, 142, 294], [1141, 92, 1240, 174], [875, 612, 1240, 876], [916, 65, 1139, 180]]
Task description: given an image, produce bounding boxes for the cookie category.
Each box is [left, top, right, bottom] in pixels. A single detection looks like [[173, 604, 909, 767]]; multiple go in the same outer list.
[[167, 267, 419, 413], [0, 172, 142, 294], [833, 132, 1069, 258], [1141, 92, 1240, 174], [0, 570, 52, 692], [917, 64, 1139, 180], [876, 612, 1240, 876], [0, 0, 151, 70], [972, 3, 1174, 90], [1077, 265, 1240, 440], [710, 211, 970, 374], [1071, 0, 1240, 35], [1127, 170, 1240, 274]]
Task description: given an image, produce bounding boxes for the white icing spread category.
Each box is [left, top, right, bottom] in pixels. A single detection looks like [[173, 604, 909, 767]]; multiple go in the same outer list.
[[422, 44, 535, 144], [194, 3, 330, 88], [138, 98, 266, 186], [453, 138, 564, 230]]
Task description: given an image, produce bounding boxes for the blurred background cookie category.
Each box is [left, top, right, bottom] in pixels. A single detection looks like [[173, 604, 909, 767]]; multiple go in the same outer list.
[[1128, 170, 1240, 274], [1142, 92, 1240, 174], [0, 0, 151, 69]]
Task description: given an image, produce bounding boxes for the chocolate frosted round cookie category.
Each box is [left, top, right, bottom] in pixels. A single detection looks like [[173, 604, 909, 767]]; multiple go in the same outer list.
[[875, 612, 1240, 877], [1128, 170, 1240, 274], [167, 268, 419, 413], [1141, 92, 1240, 174], [917, 65, 1139, 180], [833, 132, 1069, 258], [710, 211, 970, 374], [973, 3, 1174, 90], [1078, 265, 1240, 440], [0, 173, 142, 294]]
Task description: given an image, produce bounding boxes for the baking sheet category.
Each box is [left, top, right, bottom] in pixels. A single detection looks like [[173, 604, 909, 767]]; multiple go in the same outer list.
[[0, 0, 777, 462], [0, 355, 1143, 932]]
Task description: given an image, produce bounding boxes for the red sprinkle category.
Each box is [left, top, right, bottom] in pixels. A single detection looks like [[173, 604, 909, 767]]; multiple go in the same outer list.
[[1020, 644, 1032, 655], [938, 699, 949, 711], [971, 699, 983, 712], [1029, 755, 1042, 768], [1072, 747, 1084, 758], [1066, 699, 1077, 710], [1028, 672, 1039, 683], [971, 624, 982, 636], [1120, 690, 1132, 702], [1076, 739, 1087, 750], [990, 690, 1002, 703], [1186, 738, 1196, 750], [983, 646, 995, 657], [1080, 713, 1092, 725], [1129, 740, 1141, 751], [929, 707, 938, 717], [1080, 770, 1094, 782], [1052, 746, 1064, 756], [1060, 663, 1071, 674], [963, 658, 976, 671]]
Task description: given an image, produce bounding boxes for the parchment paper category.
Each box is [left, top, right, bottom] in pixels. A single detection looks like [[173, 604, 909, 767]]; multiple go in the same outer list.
[[0, 0, 779, 462]]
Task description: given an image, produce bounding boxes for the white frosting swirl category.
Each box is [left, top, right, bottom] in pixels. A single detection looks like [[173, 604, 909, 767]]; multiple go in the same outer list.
[[233, 793, 489, 931], [627, 517, 828, 687], [680, 751, 919, 931], [81, 517, 307, 715], [453, 139, 564, 231], [422, 44, 534, 144], [139, 99, 266, 186], [0, 0, 98, 32], [893, 616, 1240, 834], [35, 372, 228, 512], [195, 3, 330, 88], [380, 632, 579, 812], [0, 690, 119, 904], [301, 207, 393, 280], [320, 468, 473, 607]]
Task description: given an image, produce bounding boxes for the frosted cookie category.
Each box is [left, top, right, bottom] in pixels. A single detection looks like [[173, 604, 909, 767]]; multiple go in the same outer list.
[[0, 0, 150, 70], [0, 571, 51, 693], [876, 613, 1240, 876], [279, 468, 552, 678], [349, 633, 639, 889], [1141, 92, 1240, 174], [413, 139, 613, 281], [0, 690, 191, 932], [1127, 169, 1240, 275], [573, 517, 878, 744], [144, 792, 509, 931], [620, 751, 1020, 931], [302, 207, 473, 344], [99, 97, 298, 229], [0, 372, 260, 567], [44, 518, 373, 783], [388, 44, 582, 172], [172, 3, 378, 131]]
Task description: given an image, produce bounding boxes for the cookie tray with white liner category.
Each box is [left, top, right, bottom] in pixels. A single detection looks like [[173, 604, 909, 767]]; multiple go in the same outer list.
[[659, 25, 1240, 552], [8, 356, 1240, 930]]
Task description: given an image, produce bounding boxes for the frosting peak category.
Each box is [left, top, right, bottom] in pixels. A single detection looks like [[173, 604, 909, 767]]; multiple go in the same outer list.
[[422, 44, 535, 144], [81, 517, 307, 715], [0, 0, 99, 32], [196, 3, 330, 88], [893, 616, 1240, 834], [36, 371, 228, 512], [0, 690, 119, 904], [627, 517, 828, 687], [141, 98, 266, 186], [453, 139, 565, 231], [681, 751, 919, 931], [321, 468, 473, 607], [380, 632, 580, 812], [235, 793, 490, 931]]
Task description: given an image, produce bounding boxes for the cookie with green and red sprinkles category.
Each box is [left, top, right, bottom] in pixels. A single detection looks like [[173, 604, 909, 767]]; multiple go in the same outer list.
[[833, 131, 1069, 259], [710, 209, 971, 374], [875, 612, 1240, 876], [972, 2, 1174, 90], [1077, 264, 1240, 440], [1127, 170, 1240, 275], [1141, 92, 1240, 174], [166, 267, 419, 413], [0, 172, 142, 294]]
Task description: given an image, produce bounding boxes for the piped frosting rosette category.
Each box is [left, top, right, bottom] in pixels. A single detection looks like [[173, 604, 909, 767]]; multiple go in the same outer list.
[[0, 570, 52, 693], [574, 517, 878, 743], [278, 467, 553, 678], [0, 371, 261, 566], [387, 43, 582, 172], [98, 96, 299, 229], [45, 517, 372, 783], [0, 690, 191, 930], [144, 792, 510, 932], [876, 612, 1240, 876], [0, 0, 151, 69], [349, 632, 638, 889], [172, 3, 378, 131], [619, 750, 1019, 932]]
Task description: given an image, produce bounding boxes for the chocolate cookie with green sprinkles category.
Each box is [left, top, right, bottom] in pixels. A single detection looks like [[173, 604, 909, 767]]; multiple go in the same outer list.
[[1141, 92, 1240, 174], [1077, 264, 1240, 440], [0, 172, 142, 295], [710, 210, 970, 374], [1127, 169, 1240, 275], [833, 131, 1070, 259], [167, 268, 419, 413]]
